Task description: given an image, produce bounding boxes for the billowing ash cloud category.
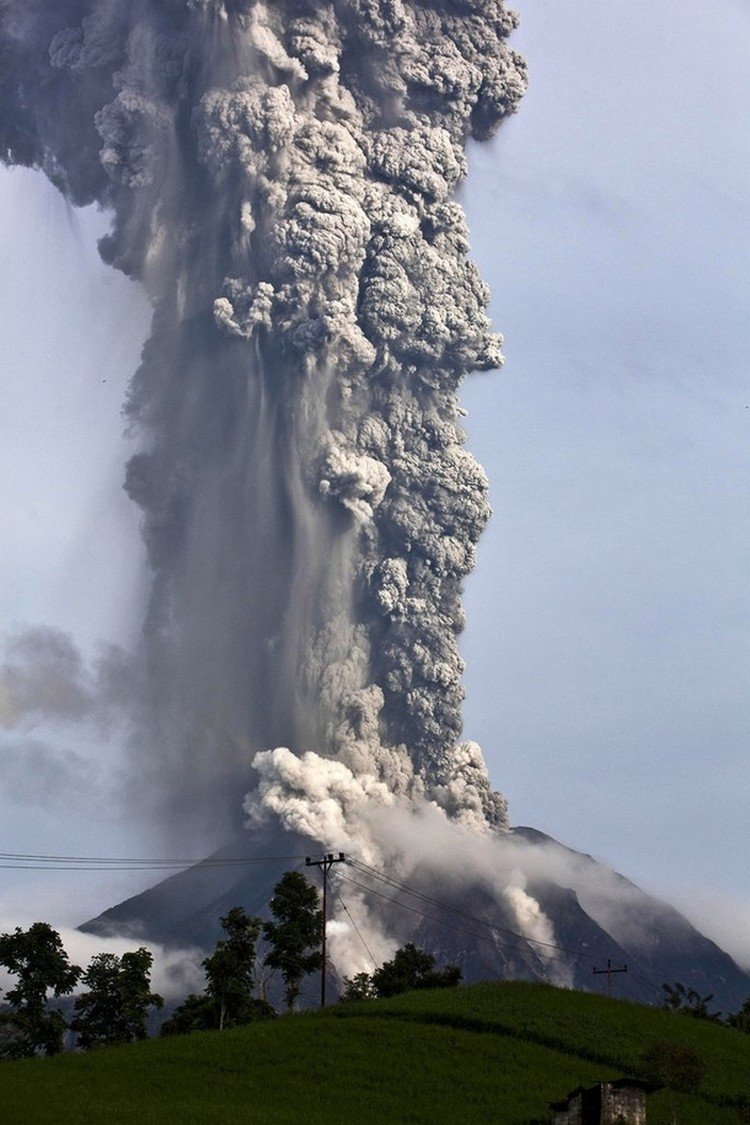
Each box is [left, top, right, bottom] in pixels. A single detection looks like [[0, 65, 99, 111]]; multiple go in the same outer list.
[[0, 2, 526, 841], [247, 748, 571, 986]]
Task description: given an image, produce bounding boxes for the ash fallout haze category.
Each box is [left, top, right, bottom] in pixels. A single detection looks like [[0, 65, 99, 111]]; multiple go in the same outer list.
[[0, 1, 748, 995]]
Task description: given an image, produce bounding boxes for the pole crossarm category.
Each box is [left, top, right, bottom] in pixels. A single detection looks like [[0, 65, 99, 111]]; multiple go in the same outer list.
[[593, 958, 628, 998]]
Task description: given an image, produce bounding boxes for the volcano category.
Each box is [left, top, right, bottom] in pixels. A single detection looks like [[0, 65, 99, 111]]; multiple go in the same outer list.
[[80, 824, 750, 1015]]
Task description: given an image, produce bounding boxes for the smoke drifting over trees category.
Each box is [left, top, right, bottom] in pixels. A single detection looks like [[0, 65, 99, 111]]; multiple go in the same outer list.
[[0, 0, 526, 841]]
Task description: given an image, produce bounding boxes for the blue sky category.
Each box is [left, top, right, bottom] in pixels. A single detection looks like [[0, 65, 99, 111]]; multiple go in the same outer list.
[[0, 1, 748, 963], [460, 0, 749, 958]]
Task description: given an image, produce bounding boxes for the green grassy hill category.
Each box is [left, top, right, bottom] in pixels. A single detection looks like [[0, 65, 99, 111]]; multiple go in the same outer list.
[[1, 982, 748, 1123]]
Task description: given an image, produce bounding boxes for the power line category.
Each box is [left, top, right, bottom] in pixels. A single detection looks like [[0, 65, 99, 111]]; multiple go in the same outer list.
[[347, 860, 674, 1002], [0, 851, 307, 871], [0, 848, 685, 1006], [333, 885, 378, 971], [348, 858, 587, 960], [338, 872, 583, 972]]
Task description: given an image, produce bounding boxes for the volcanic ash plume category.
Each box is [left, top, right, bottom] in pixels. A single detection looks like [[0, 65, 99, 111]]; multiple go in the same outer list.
[[0, 2, 527, 840]]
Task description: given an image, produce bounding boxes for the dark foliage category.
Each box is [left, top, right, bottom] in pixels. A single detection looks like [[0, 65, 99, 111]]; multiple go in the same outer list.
[[640, 1039, 707, 1093], [160, 991, 274, 1036], [661, 981, 722, 1022], [727, 996, 750, 1034], [162, 907, 274, 1036], [342, 943, 462, 1001], [0, 923, 80, 1058], [263, 872, 323, 1012], [71, 948, 163, 1050], [341, 972, 376, 1002]]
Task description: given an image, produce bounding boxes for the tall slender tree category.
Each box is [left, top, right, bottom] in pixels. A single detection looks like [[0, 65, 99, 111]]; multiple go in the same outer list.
[[263, 872, 323, 1011], [203, 907, 264, 1030]]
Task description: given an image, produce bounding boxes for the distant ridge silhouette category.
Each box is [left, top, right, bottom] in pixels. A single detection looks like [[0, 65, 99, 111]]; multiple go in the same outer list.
[[80, 822, 750, 1014]]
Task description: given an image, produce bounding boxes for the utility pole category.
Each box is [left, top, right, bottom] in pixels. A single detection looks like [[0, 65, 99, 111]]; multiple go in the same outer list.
[[593, 958, 628, 998], [305, 852, 346, 1008]]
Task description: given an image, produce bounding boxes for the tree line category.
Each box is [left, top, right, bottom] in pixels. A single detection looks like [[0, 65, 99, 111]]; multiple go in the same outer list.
[[3, 867, 749, 1061], [0, 868, 461, 1058], [660, 979, 750, 1032]]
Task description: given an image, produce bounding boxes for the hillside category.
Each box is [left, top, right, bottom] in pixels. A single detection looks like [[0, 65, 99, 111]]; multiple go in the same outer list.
[[1, 982, 748, 1123], [81, 823, 750, 1013]]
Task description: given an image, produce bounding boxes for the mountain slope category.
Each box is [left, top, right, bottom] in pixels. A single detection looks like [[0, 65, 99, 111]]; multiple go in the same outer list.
[[80, 823, 750, 1013]]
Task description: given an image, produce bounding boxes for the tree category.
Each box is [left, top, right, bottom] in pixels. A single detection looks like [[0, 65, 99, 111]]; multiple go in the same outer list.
[[342, 946, 462, 1002], [203, 907, 267, 1030], [71, 947, 163, 1050], [0, 922, 81, 1058], [661, 981, 721, 1021], [263, 872, 323, 1011], [640, 1039, 707, 1094], [370, 943, 462, 999], [341, 971, 377, 1002], [160, 993, 217, 1037], [727, 996, 750, 1034], [161, 908, 273, 1037]]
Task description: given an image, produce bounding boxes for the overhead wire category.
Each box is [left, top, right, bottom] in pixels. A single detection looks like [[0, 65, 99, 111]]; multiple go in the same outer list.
[[345, 858, 673, 999], [0, 848, 682, 1005], [348, 857, 586, 960], [0, 850, 309, 871], [332, 883, 378, 971], [337, 871, 584, 973]]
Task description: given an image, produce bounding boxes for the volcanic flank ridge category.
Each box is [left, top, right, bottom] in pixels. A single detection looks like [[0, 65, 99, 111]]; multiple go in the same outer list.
[[80, 823, 750, 1014]]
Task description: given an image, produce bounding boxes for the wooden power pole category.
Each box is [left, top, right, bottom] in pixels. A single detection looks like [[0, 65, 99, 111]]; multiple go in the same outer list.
[[305, 852, 346, 1007], [593, 958, 628, 998]]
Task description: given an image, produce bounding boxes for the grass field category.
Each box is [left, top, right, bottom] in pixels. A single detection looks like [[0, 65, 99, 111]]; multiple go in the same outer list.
[[0, 981, 748, 1123]]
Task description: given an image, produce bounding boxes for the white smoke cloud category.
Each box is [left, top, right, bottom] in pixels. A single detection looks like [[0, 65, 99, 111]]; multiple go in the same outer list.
[[248, 746, 397, 860], [325, 917, 394, 979], [246, 748, 566, 980], [503, 877, 572, 988], [0, 918, 203, 1002], [662, 890, 750, 974]]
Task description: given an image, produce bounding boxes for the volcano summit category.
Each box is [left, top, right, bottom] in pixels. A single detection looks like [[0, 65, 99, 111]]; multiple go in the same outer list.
[[3, 1, 744, 1008]]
